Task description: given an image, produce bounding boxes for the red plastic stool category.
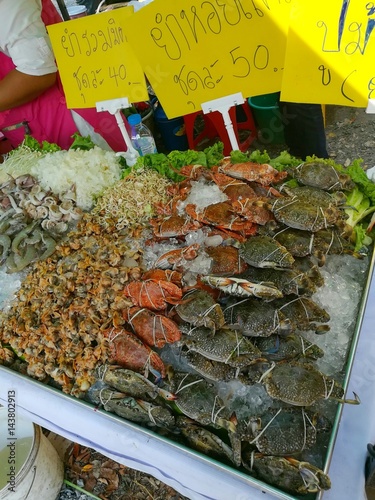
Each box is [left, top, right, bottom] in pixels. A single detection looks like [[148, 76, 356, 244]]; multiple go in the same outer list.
[[183, 102, 257, 155]]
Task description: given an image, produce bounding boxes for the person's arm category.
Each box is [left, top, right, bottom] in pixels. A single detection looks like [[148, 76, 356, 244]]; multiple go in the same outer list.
[[0, 69, 57, 112], [0, 0, 59, 111]]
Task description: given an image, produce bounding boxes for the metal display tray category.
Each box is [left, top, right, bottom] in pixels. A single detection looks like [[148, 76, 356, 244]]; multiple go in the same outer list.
[[0, 247, 374, 500]]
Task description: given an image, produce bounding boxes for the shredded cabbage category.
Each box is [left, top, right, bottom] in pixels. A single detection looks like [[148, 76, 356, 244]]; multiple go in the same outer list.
[[30, 147, 122, 210]]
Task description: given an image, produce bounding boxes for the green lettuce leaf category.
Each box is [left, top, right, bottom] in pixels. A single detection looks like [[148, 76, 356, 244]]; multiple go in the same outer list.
[[69, 133, 96, 151]]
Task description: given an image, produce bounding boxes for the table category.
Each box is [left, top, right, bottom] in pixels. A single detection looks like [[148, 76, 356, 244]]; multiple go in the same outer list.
[[0, 271, 374, 500]]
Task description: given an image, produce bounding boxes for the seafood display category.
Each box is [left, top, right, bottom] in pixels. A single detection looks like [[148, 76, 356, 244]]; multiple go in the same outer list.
[[0, 153, 371, 498], [0, 175, 82, 272]]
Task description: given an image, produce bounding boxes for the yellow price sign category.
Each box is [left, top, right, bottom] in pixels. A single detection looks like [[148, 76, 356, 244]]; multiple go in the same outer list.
[[125, 0, 292, 119], [47, 8, 149, 109], [281, 0, 375, 107]]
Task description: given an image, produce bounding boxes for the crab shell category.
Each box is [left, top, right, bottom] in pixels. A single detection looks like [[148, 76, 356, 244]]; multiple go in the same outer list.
[[166, 370, 235, 432], [293, 161, 355, 191], [239, 235, 295, 269], [100, 366, 175, 401], [141, 268, 183, 286], [224, 298, 293, 338], [175, 289, 225, 333], [182, 350, 237, 382], [271, 196, 343, 232], [249, 408, 318, 455], [273, 227, 355, 268], [102, 327, 166, 378], [254, 334, 324, 362], [153, 243, 200, 270], [149, 213, 202, 238], [204, 245, 248, 276], [232, 198, 275, 225], [218, 158, 288, 186], [104, 396, 175, 429], [179, 326, 262, 368], [262, 361, 345, 406], [124, 306, 181, 348], [123, 279, 182, 311], [274, 296, 330, 332], [185, 201, 256, 235], [201, 275, 283, 300], [239, 264, 317, 296]]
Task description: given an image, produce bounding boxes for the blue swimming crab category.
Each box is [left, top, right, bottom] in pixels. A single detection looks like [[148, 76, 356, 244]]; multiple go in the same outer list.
[[242, 451, 331, 494], [292, 161, 355, 191], [228, 405, 331, 468], [273, 227, 355, 266], [239, 235, 295, 269], [254, 334, 324, 362], [165, 368, 236, 433], [224, 298, 293, 338], [103, 395, 176, 429], [174, 289, 225, 333], [176, 416, 236, 465], [282, 184, 347, 206], [243, 407, 330, 456], [180, 350, 238, 382], [200, 275, 283, 299], [96, 365, 176, 401], [178, 325, 263, 369], [293, 256, 325, 288], [271, 195, 344, 233], [273, 296, 330, 334], [258, 361, 360, 406]]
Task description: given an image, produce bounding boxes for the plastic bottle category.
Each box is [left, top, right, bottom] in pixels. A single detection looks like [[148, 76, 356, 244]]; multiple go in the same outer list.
[[127, 113, 157, 156]]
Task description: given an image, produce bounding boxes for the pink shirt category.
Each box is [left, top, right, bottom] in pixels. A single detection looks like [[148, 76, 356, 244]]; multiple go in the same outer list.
[[0, 0, 128, 151]]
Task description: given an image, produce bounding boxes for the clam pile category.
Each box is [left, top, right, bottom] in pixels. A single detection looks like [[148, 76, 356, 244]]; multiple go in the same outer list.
[[0, 174, 82, 273], [0, 213, 143, 396], [0, 159, 366, 496]]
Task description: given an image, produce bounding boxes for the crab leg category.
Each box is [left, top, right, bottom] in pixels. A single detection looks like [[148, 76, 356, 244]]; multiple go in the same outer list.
[[175, 374, 203, 394], [331, 391, 361, 405], [249, 408, 282, 445], [99, 387, 126, 407], [224, 331, 243, 362], [302, 409, 316, 452], [257, 361, 276, 384]]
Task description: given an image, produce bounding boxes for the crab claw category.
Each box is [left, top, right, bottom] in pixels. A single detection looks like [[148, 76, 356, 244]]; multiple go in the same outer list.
[[217, 416, 237, 434], [285, 457, 332, 492], [158, 387, 177, 401]]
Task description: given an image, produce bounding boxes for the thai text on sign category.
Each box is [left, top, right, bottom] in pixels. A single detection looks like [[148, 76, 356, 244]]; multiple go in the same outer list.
[[125, 0, 292, 119], [281, 0, 375, 107], [47, 8, 149, 109]]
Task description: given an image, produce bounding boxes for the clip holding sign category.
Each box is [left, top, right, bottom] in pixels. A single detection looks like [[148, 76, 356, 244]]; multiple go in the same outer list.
[[96, 97, 139, 166], [366, 99, 375, 114], [201, 92, 245, 152]]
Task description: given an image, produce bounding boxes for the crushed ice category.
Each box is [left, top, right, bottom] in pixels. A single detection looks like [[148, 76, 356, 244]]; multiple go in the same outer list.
[[302, 253, 369, 376], [0, 266, 24, 312], [176, 180, 228, 214]]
